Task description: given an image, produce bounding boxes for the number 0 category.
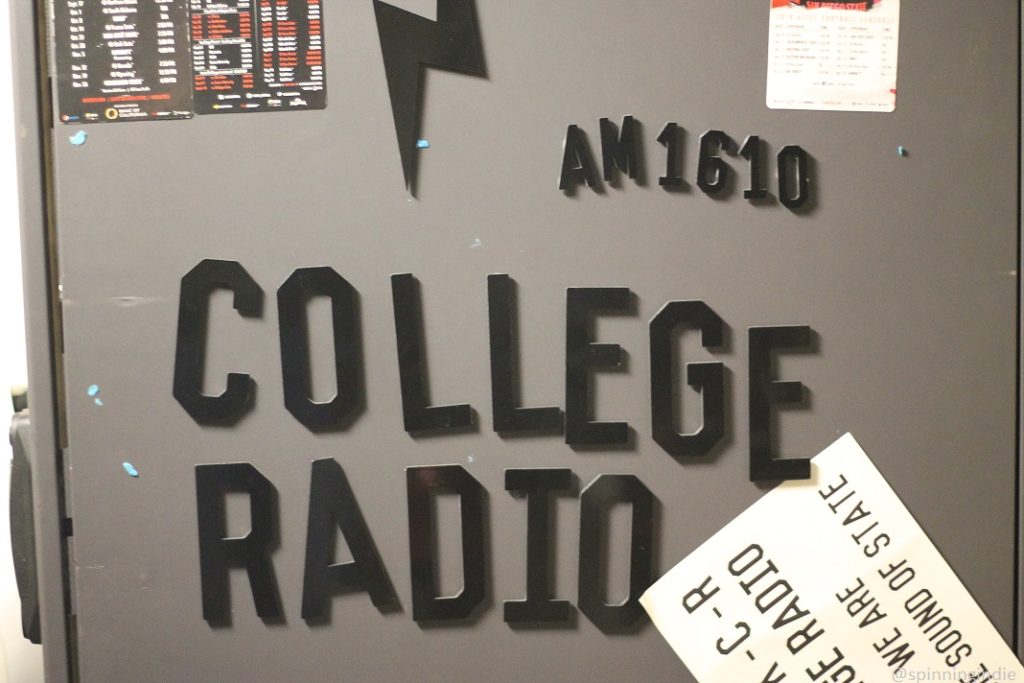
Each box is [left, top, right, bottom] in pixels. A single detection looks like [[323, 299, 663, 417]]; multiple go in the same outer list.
[[777, 145, 810, 210]]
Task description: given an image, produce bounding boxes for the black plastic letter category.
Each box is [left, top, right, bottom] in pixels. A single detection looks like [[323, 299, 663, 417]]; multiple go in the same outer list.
[[578, 475, 654, 632], [488, 275, 563, 434], [649, 301, 725, 458], [657, 122, 685, 188], [391, 274, 473, 433], [559, 124, 600, 191], [749, 326, 813, 482], [174, 260, 262, 426], [278, 268, 363, 432], [600, 115, 639, 183], [778, 145, 810, 210], [504, 468, 574, 623], [302, 459, 398, 621], [697, 130, 731, 196], [739, 135, 769, 200], [407, 465, 486, 621], [565, 288, 633, 446], [195, 463, 281, 622]]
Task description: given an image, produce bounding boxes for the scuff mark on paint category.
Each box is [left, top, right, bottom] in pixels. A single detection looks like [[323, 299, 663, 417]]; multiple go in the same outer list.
[[109, 296, 159, 307]]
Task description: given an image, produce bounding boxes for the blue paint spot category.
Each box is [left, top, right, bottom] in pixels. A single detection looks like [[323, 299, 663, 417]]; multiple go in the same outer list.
[[122, 462, 139, 478], [94, 398, 104, 406], [69, 131, 88, 147], [87, 384, 100, 397], [416, 139, 431, 149]]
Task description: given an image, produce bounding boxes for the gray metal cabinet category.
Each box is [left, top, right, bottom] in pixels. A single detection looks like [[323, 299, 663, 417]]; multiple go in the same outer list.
[[9, 0, 1023, 680]]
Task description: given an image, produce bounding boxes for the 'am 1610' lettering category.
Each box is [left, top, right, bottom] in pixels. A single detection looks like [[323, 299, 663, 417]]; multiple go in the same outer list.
[[559, 116, 812, 210]]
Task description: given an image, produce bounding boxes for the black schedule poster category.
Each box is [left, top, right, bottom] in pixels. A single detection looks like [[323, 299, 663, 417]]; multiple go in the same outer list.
[[55, 0, 194, 123], [190, 0, 326, 114]]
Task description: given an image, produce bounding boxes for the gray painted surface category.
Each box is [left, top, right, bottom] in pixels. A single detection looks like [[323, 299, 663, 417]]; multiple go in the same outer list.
[[34, 0, 1022, 680], [11, 0, 71, 679], [1019, 0, 1024, 657]]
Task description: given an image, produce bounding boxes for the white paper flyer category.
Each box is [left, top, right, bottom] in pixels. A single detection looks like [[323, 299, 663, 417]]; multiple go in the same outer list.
[[641, 434, 1023, 683], [766, 0, 900, 112]]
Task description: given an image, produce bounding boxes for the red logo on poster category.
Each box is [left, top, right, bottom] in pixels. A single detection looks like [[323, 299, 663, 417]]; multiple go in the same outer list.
[[772, 0, 877, 8]]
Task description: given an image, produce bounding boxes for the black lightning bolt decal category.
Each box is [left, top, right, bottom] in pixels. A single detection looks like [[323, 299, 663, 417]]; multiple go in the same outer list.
[[374, 0, 485, 194]]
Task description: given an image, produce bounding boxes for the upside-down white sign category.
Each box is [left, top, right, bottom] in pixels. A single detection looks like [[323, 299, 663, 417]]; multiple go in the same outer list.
[[640, 434, 1024, 683]]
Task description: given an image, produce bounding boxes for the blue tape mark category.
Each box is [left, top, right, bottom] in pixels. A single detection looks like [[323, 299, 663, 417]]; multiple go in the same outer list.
[[69, 131, 87, 147], [87, 384, 100, 397], [416, 139, 431, 149], [122, 462, 139, 478]]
